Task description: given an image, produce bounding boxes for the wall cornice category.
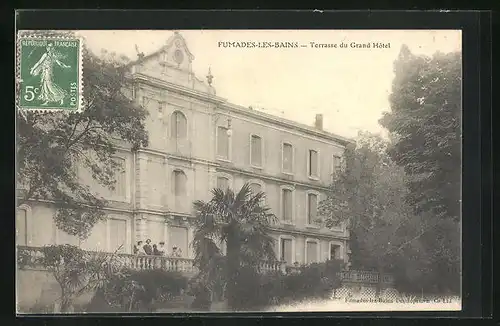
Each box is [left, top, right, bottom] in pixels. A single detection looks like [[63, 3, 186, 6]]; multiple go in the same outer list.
[[129, 73, 354, 147]]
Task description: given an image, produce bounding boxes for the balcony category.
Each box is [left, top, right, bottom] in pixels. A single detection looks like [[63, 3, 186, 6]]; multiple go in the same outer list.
[[16, 246, 394, 286], [16, 246, 285, 276]]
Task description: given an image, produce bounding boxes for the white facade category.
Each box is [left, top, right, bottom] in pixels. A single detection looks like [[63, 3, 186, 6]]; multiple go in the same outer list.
[[16, 32, 352, 266]]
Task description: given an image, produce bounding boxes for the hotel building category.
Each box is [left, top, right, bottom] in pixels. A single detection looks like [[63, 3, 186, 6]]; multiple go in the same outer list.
[[16, 32, 354, 268]]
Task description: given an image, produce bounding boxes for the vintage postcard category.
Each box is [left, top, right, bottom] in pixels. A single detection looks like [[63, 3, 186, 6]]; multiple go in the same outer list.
[[16, 29, 462, 313]]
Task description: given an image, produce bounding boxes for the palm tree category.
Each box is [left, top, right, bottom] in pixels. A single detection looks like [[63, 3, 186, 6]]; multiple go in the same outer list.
[[191, 183, 278, 310]]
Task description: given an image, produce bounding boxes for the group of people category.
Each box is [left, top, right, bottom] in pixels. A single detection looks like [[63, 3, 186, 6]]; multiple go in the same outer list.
[[133, 238, 183, 258]]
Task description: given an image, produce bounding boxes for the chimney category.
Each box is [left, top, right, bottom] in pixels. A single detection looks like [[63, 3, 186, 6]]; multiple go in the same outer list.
[[314, 114, 323, 130]]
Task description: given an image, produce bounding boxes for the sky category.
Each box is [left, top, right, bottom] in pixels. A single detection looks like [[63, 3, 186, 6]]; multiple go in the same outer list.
[[77, 30, 461, 140]]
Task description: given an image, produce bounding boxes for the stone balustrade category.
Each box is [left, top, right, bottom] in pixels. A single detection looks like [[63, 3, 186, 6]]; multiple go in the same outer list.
[[16, 246, 394, 285], [337, 270, 395, 285]]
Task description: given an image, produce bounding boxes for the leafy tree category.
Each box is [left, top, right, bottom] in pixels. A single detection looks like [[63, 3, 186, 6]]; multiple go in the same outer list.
[[16, 30, 148, 239], [379, 45, 461, 222], [379, 45, 461, 293], [319, 132, 461, 294], [319, 133, 417, 290], [191, 183, 278, 311], [18, 244, 125, 312]]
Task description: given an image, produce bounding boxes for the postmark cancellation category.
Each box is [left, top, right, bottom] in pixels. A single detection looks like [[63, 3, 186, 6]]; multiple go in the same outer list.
[[16, 32, 84, 113]]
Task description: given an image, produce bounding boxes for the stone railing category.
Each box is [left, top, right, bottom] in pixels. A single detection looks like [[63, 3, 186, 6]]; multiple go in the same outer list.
[[338, 270, 395, 285], [16, 246, 284, 275], [17, 246, 394, 285]]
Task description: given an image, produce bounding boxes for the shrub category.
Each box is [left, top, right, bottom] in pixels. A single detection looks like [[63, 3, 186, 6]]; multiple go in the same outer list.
[[92, 268, 189, 312], [229, 259, 344, 311], [189, 279, 212, 311]]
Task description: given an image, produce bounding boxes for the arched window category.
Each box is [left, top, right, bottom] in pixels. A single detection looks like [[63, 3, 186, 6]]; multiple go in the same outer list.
[[249, 183, 262, 195], [172, 170, 187, 196], [171, 111, 187, 139], [216, 176, 229, 190]]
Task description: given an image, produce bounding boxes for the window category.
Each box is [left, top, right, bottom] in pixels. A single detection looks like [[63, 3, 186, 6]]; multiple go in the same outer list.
[[307, 193, 318, 225], [147, 220, 165, 249], [217, 126, 230, 159], [168, 226, 188, 257], [282, 143, 293, 173], [330, 243, 341, 260], [158, 101, 164, 114], [250, 135, 262, 167], [217, 176, 229, 191], [281, 188, 293, 222], [333, 155, 342, 175], [171, 111, 187, 139], [308, 150, 319, 178], [249, 183, 262, 195], [113, 157, 126, 197], [306, 240, 319, 264], [280, 238, 293, 264], [16, 208, 28, 246], [172, 170, 187, 196], [109, 219, 127, 253]]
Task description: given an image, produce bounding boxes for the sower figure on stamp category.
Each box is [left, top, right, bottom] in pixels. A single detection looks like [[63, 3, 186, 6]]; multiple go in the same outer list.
[[29, 43, 71, 106]]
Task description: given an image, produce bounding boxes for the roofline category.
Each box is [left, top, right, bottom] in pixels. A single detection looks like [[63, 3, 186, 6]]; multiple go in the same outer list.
[[126, 32, 194, 69], [129, 73, 355, 146]]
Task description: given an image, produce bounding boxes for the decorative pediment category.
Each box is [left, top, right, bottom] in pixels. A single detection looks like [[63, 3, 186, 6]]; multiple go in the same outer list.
[[129, 32, 216, 95]]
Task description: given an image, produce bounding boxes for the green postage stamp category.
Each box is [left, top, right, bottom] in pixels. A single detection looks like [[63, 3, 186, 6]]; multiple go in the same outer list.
[[16, 34, 84, 112]]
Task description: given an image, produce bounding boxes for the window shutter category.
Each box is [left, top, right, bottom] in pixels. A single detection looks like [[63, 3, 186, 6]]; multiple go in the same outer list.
[[308, 194, 318, 224], [168, 226, 188, 257], [306, 241, 318, 264], [309, 150, 318, 176], [217, 127, 229, 159], [282, 189, 292, 222], [109, 219, 127, 253], [251, 135, 262, 166], [173, 170, 187, 196], [283, 143, 293, 172], [281, 238, 293, 263]]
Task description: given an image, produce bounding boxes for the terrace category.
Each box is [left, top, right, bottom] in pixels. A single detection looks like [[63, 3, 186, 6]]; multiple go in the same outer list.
[[17, 245, 394, 286]]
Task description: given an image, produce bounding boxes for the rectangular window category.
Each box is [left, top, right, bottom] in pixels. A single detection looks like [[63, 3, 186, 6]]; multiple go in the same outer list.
[[282, 143, 293, 173], [307, 193, 318, 225], [147, 220, 165, 249], [330, 244, 341, 260], [309, 150, 318, 177], [113, 158, 126, 198], [109, 219, 127, 253], [281, 189, 292, 222], [168, 226, 188, 257], [217, 126, 229, 159], [280, 238, 293, 264], [16, 209, 27, 246], [250, 135, 262, 166], [306, 241, 318, 264], [173, 170, 186, 196], [217, 177, 229, 190], [333, 155, 342, 174]]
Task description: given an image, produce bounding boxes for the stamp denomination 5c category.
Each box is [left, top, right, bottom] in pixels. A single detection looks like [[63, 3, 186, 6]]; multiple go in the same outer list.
[[17, 35, 84, 112]]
